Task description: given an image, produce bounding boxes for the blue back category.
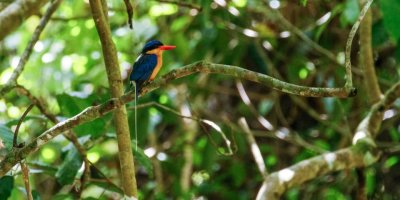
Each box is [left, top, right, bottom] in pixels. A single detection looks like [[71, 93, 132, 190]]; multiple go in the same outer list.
[[130, 54, 158, 81]]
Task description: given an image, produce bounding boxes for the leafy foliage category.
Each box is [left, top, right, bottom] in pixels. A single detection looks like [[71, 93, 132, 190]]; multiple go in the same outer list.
[[0, 0, 399, 199], [0, 176, 14, 199]]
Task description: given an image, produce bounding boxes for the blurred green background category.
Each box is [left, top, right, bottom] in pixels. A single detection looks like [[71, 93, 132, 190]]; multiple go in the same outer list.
[[0, 0, 400, 199]]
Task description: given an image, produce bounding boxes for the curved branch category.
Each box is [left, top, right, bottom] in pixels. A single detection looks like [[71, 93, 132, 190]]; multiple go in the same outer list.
[[142, 61, 356, 98], [256, 4, 338, 65], [257, 80, 400, 199], [256, 146, 379, 200], [344, 0, 374, 89], [0, 0, 62, 96], [0, 61, 357, 176]]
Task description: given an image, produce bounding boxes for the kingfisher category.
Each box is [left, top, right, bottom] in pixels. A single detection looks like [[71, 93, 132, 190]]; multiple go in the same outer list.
[[129, 40, 176, 94]]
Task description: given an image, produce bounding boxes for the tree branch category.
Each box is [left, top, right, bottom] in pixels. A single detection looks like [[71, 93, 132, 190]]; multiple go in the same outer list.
[[89, 0, 137, 197], [142, 61, 356, 98], [256, 3, 339, 65], [359, 0, 382, 104], [0, 60, 361, 176], [344, 0, 374, 89], [257, 80, 400, 199], [256, 146, 379, 200], [239, 118, 268, 178], [14, 85, 90, 196], [0, 0, 62, 96]]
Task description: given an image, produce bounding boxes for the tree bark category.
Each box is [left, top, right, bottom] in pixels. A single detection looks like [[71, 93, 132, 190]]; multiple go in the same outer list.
[[89, 0, 137, 197]]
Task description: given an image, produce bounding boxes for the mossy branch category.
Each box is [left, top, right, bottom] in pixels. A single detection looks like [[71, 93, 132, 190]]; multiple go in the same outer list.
[[257, 80, 400, 200], [0, 60, 360, 176]]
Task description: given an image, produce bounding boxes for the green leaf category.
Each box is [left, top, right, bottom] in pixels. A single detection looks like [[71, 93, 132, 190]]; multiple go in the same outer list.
[[32, 190, 41, 200], [380, 0, 400, 40], [132, 140, 153, 177], [372, 20, 389, 47], [384, 156, 399, 168], [56, 93, 107, 137], [366, 168, 376, 195], [0, 124, 14, 151], [258, 99, 274, 115], [300, 0, 307, 6], [340, 0, 360, 26], [0, 176, 14, 199], [55, 148, 83, 185]]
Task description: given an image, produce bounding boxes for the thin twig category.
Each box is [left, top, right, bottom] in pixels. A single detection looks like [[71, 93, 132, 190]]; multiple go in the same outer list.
[[123, 0, 133, 29], [15, 85, 90, 196], [20, 162, 33, 200], [13, 104, 34, 148], [88, 161, 123, 192], [344, 0, 374, 89], [253, 5, 339, 65], [128, 101, 233, 155], [236, 81, 274, 131], [0, 0, 63, 96], [239, 118, 268, 178]]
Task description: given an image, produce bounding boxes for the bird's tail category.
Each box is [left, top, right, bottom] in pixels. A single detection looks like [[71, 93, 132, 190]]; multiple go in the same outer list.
[[132, 81, 138, 152], [126, 81, 144, 96], [126, 81, 143, 151]]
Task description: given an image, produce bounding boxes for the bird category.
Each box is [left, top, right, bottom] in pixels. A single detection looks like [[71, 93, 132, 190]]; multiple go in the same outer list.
[[128, 40, 175, 151], [129, 40, 176, 95]]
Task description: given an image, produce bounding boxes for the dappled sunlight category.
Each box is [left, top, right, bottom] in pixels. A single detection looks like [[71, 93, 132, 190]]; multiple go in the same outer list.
[[0, 0, 397, 199], [278, 169, 295, 182], [324, 153, 337, 169], [353, 131, 367, 144]]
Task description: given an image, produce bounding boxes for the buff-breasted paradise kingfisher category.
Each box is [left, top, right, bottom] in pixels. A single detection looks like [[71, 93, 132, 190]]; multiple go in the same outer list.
[[129, 40, 176, 94], [129, 40, 175, 150]]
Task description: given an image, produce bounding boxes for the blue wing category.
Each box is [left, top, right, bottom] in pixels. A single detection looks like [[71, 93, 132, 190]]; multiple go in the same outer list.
[[129, 54, 157, 93], [130, 54, 157, 82]]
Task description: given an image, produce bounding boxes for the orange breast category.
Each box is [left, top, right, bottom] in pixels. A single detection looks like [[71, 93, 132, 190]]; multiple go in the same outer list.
[[149, 53, 163, 80]]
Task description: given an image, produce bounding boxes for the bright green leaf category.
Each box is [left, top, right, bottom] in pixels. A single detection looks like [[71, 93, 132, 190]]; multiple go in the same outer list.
[[366, 168, 376, 195], [380, 0, 400, 40], [299, 0, 307, 6], [384, 156, 399, 168], [299, 68, 308, 79], [149, 4, 178, 17], [233, 0, 247, 7], [340, 0, 360, 26]]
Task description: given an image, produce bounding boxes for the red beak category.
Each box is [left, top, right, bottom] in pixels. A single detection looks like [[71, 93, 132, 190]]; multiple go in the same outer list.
[[159, 45, 176, 50]]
